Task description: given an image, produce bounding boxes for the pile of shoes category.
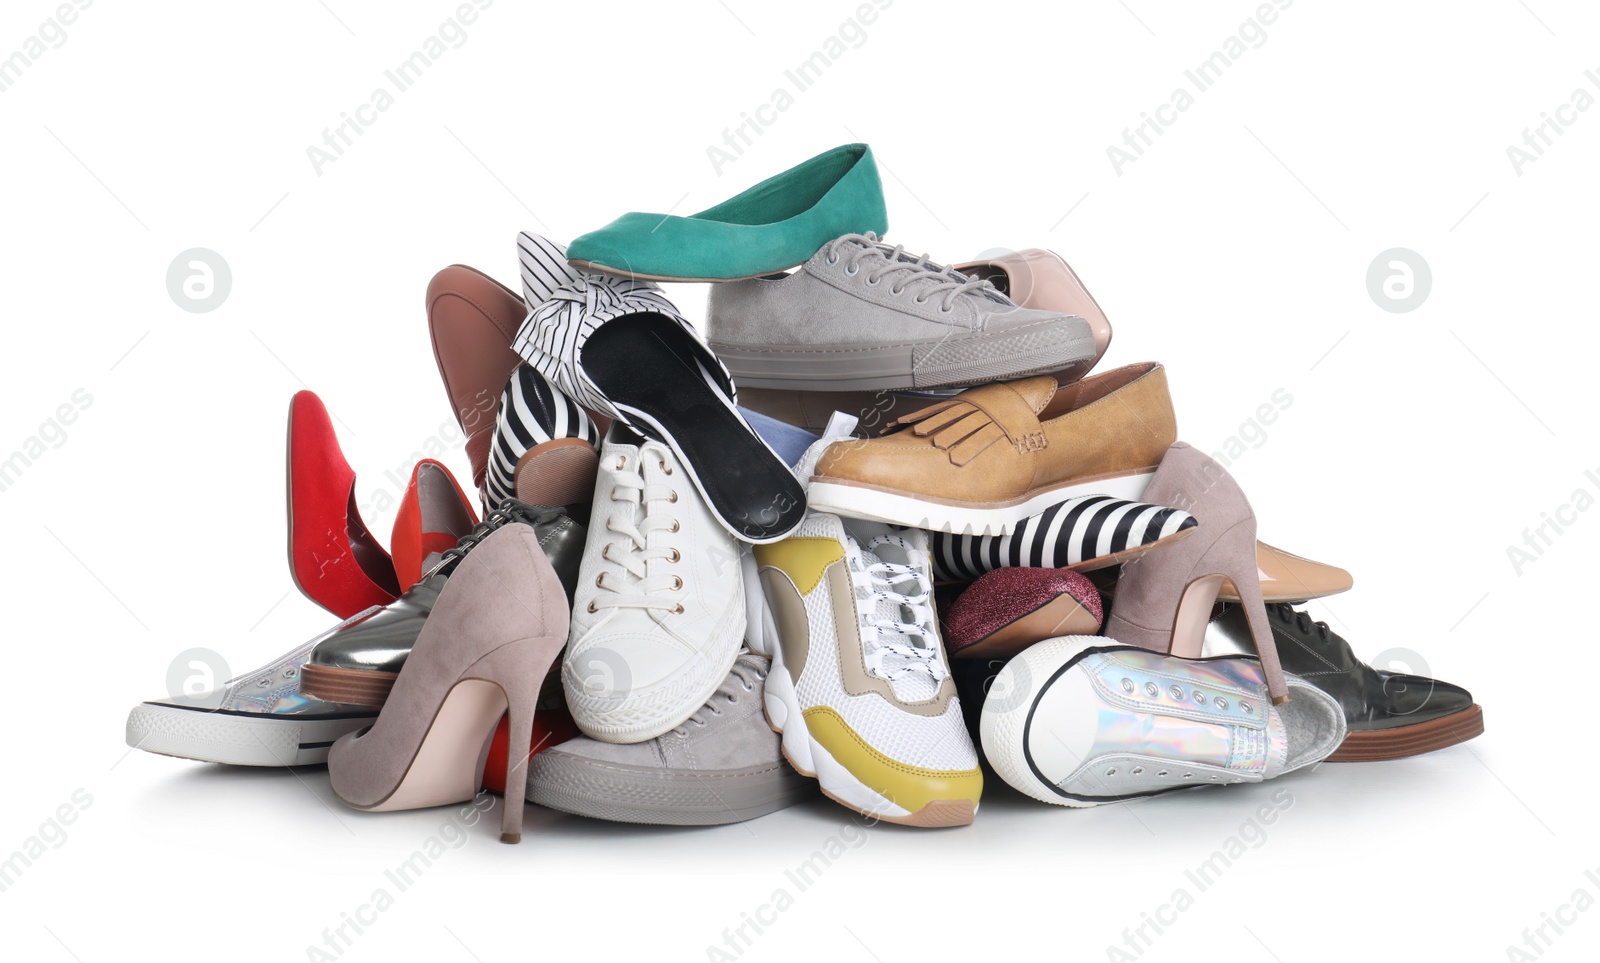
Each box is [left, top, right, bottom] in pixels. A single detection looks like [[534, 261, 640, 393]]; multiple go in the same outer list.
[[125, 143, 1483, 837]]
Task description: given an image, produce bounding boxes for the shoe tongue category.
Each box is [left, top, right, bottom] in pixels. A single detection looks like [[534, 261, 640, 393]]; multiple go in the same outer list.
[[608, 422, 647, 448]]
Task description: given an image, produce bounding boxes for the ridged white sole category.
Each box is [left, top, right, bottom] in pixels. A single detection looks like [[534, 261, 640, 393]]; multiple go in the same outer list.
[[565, 642, 744, 745], [806, 471, 1154, 537], [125, 703, 373, 767]]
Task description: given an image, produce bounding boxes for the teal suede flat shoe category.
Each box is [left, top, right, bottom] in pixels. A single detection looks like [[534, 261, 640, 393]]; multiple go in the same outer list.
[[566, 143, 888, 282]]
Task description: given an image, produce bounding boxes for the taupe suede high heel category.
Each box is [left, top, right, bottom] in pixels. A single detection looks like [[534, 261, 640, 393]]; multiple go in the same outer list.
[[1103, 442, 1290, 705], [328, 523, 568, 842]]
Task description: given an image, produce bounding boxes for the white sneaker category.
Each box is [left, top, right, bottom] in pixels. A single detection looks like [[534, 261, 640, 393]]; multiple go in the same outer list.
[[563, 423, 747, 743], [754, 512, 982, 827]]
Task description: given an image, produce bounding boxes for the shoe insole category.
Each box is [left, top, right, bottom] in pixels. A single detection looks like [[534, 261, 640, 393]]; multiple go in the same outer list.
[[582, 314, 805, 542]]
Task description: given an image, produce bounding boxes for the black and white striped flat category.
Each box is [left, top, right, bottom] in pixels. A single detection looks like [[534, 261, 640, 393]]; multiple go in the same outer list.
[[930, 494, 1197, 582], [512, 233, 805, 544], [484, 364, 601, 512]]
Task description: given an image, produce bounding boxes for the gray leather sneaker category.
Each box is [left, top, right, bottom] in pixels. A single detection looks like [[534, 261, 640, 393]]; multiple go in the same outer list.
[[527, 653, 816, 825], [299, 500, 586, 707], [705, 233, 1096, 391]]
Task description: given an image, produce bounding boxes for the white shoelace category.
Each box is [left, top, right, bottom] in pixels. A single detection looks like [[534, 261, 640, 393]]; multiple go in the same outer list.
[[848, 534, 946, 685], [593, 452, 682, 614], [822, 233, 998, 312]]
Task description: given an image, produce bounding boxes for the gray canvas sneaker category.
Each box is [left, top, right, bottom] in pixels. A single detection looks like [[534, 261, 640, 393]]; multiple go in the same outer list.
[[705, 233, 1096, 391], [527, 652, 816, 824]]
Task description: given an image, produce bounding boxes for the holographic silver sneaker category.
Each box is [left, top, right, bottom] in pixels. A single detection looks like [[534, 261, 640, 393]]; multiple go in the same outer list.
[[979, 636, 1344, 807], [125, 632, 376, 768]]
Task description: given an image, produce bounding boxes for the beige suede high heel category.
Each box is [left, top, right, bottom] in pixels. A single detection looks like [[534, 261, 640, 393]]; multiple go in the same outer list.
[[327, 523, 569, 842], [1103, 442, 1290, 705]]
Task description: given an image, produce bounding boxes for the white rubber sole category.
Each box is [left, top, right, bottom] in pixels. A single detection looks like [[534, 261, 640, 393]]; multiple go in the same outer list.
[[566, 641, 744, 746], [806, 471, 1155, 537], [979, 636, 1108, 807], [125, 703, 373, 767], [761, 644, 914, 822]]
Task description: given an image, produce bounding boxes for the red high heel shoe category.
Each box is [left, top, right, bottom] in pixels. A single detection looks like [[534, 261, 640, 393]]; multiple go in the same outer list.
[[390, 459, 478, 593], [286, 391, 400, 618]]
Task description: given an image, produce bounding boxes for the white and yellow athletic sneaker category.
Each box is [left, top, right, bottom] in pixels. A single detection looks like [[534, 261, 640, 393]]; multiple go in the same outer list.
[[754, 512, 981, 827]]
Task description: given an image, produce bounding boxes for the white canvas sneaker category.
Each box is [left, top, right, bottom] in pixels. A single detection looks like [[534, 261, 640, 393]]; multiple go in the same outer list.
[[754, 512, 982, 827], [563, 423, 747, 743]]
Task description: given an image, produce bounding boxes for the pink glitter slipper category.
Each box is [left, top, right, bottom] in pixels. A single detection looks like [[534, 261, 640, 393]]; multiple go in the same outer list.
[[944, 568, 1103, 659]]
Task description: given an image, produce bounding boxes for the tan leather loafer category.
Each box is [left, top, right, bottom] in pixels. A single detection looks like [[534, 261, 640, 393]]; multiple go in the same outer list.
[[806, 362, 1176, 535]]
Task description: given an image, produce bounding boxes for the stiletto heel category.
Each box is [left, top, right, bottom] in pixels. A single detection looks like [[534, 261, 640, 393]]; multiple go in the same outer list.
[[1104, 442, 1290, 705], [327, 523, 569, 842], [496, 664, 536, 843], [1232, 568, 1290, 705]]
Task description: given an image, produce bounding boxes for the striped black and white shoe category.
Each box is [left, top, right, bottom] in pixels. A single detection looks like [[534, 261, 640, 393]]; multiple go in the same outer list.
[[484, 364, 601, 511], [511, 233, 805, 544], [517, 230, 585, 306], [930, 495, 1197, 582]]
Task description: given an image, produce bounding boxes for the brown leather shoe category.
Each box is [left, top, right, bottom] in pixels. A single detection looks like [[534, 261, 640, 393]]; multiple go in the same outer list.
[[806, 362, 1176, 535], [426, 265, 526, 492]]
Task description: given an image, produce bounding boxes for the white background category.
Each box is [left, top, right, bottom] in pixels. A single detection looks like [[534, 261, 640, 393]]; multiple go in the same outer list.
[[1, 1, 1594, 959]]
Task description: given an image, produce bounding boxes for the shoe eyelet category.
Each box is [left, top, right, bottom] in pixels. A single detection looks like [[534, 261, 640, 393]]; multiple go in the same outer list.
[[865, 274, 881, 285], [939, 303, 954, 313], [669, 521, 680, 533], [668, 491, 678, 503], [1104, 767, 1117, 776], [595, 573, 606, 588], [256, 677, 272, 688], [659, 460, 672, 475], [890, 286, 905, 296], [587, 601, 598, 613], [668, 548, 681, 562], [601, 544, 612, 561], [825, 254, 838, 266], [615, 456, 626, 470], [1194, 692, 1206, 705], [1132, 766, 1144, 775], [1120, 678, 1134, 693], [913, 295, 927, 304], [671, 575, 683, 590], [1168, 685, 1183, 700], [1215, 697, 1229, 710], [1240, 701, 1253, 714], [844, 264, 858, 276], [1143, 682, 1159, 697], [673, 603, 685, 614], [283, 667, 297, 678]]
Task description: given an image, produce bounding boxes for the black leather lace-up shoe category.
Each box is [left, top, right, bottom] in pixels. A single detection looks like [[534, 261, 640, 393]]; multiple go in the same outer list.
[[1205, 603, 1482, 761]]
